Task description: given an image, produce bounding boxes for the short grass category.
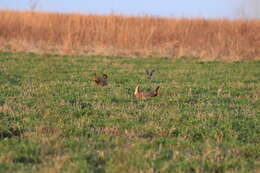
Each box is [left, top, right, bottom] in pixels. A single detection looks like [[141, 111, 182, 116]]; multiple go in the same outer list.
[[0, 52, 259, 173]]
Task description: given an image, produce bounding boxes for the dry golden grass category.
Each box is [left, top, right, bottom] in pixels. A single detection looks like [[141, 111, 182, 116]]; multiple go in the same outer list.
[[0, 10, 259, 60]]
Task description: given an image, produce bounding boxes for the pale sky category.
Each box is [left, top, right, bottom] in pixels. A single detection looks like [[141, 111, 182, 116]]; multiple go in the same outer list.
[[0, 0, 259, 19]]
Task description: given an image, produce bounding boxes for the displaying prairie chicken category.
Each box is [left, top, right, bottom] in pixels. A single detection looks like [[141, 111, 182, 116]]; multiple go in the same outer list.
[[145, 69, 155, 79], [93, 73, 108, 86], [134, 85, 160, 99]]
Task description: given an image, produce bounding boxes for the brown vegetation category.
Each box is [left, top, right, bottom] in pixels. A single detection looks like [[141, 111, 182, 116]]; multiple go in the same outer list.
[[0, 10, 259, 60]]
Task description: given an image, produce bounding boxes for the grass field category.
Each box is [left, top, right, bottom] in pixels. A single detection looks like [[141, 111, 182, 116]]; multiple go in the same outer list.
[[0, 52, 259, 172]]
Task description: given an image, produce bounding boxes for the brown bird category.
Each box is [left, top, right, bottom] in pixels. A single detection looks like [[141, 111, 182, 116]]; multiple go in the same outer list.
[[93, 73, 108, 86], [134, 85, 160, 99], [146, 69, 155, 79]]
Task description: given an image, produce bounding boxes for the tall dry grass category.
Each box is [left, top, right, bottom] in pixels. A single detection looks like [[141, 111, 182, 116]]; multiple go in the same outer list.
[[0, 10, 259, 60]]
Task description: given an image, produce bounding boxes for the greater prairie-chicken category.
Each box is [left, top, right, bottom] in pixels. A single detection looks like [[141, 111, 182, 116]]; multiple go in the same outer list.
[[93, 73, 108, 86], [145, 69, 155, 79], [134, 85, 160, 99]]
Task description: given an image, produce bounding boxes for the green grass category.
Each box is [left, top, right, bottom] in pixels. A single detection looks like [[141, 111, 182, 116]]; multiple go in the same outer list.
[[0, 52, 259, 173]]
